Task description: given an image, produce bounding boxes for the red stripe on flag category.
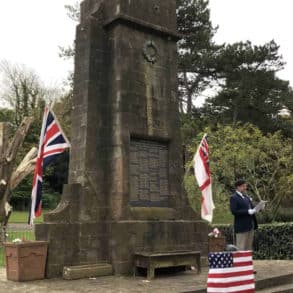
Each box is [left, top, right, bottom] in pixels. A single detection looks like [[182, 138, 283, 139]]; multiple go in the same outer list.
[[208, 270, 254, 279], [43, 148, 67, 157], [43, 123, 59, 146], [233, 252, 253, 258], [199, 147, 210, 176], [234, 261, 253, 267], [207, 278, 254, 288], [35, 202, 42, 217], [33, 158, 43, 181], [199, 178, 211, 191]]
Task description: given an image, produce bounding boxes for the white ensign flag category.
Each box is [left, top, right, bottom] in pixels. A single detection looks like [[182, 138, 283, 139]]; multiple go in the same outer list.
[[193, 134, 215, 222]]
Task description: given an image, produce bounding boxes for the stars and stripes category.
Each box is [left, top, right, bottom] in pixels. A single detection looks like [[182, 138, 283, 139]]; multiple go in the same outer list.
[[193, 133, 215, 222], [29, 106, 70, 225], [207, 251, 255, 293]]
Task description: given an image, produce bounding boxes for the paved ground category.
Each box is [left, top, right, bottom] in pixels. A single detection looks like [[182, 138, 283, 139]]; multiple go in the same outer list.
[[0, 260, 292, 293], [7, 223, 33, 231]]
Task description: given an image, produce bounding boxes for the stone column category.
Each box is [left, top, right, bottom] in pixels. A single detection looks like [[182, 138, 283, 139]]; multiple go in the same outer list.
[[35, 0, 208, 277]]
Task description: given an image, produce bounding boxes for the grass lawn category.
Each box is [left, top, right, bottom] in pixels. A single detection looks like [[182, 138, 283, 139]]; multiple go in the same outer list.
[[9, 211, 44, 224], [0, 211, 41, 266]]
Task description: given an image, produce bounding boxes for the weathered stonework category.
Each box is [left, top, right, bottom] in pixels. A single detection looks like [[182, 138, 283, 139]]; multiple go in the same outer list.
[[35, 0, 208, 278]]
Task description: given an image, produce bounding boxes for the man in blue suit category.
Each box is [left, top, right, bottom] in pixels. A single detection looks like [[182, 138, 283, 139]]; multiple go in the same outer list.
[[230, 179, 258, 251]]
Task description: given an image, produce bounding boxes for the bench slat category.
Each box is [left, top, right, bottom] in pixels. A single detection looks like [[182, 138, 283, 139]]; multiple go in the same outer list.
[[135, 251, 200, 257]]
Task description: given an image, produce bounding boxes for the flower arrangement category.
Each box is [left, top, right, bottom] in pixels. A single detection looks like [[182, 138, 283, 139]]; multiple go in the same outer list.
[[12, 238, 22, 243], [208, 227, 221, 238]]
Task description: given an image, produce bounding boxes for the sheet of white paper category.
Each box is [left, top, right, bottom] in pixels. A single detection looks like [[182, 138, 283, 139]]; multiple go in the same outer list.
[[254, 200, 268, 213]]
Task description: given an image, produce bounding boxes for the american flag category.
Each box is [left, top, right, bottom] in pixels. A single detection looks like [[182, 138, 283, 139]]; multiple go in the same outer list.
[[207, 251, 255, 293], [193, 134, 215, 222], [29, 107, 70, 225]]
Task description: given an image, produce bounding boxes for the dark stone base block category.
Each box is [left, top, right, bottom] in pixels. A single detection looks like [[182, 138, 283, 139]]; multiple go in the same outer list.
[[35, 220, 208, 278], [35, 222, 109, 278]]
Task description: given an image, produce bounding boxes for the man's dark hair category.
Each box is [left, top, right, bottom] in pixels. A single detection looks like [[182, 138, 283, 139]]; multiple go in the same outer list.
[[235, 179, 246, 188]]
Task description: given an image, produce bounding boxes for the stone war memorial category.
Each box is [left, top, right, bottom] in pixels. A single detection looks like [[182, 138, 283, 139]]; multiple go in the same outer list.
[[35, 0, 208, 278]]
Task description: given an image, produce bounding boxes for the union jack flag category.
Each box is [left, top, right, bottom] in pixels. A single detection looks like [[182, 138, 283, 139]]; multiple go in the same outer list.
[[207, 251, 255, 292], [29, 106, 70, 225]]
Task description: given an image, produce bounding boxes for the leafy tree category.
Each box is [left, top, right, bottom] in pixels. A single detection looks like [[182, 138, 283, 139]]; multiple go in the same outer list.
[[203, 40, 293, 135], [185, 124, 293, 222], [0, 61, 67, 158], [177, 0, 222, 113], [0, 61, 70, 216], [65, 1, 80, 22], [0, 108, 14, 125], [0, 61, 54, 127], [59, 1, 80, 62]]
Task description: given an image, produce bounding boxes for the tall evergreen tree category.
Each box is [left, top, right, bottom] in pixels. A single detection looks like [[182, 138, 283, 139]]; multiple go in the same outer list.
[[204, 40, 293, 135], [177, 0, 222, 113]]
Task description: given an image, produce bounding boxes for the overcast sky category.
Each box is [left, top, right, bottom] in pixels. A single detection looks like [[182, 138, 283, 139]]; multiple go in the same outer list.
[[0, 0, 292, 89], [0, 0, 75, 87], [209, 0, 292, 84]]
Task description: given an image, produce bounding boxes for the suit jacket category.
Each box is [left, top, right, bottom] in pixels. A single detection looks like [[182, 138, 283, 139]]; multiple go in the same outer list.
[[230, 192, 258, 233]]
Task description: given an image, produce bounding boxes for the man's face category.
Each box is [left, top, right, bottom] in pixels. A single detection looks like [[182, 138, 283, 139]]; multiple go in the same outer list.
[[237, 183, 247, 193]]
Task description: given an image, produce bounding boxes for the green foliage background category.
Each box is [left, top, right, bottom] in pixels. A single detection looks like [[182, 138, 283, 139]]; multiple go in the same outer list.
[[215, 223, 293, 260], [183, 123, 293, 223]]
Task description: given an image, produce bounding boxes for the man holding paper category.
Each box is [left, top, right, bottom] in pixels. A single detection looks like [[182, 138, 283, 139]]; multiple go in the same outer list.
[[230, 179, 266, 251]]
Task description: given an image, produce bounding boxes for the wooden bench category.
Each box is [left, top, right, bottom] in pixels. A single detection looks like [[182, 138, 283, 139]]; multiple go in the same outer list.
[[134, 250, 201, 279]]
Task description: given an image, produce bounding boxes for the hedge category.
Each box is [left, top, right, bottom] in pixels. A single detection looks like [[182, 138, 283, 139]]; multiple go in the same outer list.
[[213, 222, 293, 260], [10, 191, 61, 211]]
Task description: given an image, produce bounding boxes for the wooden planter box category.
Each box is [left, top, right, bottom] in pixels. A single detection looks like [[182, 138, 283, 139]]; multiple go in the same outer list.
[[4, 241, 48, 281], [208, 236, 226, 253]]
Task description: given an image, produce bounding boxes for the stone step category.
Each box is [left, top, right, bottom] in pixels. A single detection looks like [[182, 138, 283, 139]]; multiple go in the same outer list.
[[256, 273, 293, 291], [182, 272, 293, 293], [63, 263, 113, 280], [257, 283, 293, 293]]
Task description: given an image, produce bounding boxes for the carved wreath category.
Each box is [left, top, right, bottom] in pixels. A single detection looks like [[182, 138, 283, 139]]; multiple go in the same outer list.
[[143, 40, 158, 64]]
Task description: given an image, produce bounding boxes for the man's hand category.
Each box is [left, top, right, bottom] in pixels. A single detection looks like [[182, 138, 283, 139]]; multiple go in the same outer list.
[[248, 208, 256, 215]]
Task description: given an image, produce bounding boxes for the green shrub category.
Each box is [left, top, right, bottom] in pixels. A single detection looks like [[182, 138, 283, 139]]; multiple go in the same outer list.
[[10, 191, 61, 211], [214, 222, 293, 260], [254, 223, 293, 260], [41, 192, 61, 209], [274, 207, 293, 223]]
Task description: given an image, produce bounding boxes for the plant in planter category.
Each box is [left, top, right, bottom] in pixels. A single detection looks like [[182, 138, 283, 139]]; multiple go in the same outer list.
[[208, 228, 226, 252]]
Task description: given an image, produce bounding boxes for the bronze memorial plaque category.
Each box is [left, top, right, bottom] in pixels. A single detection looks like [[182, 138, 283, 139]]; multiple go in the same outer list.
[[130, 139, 169, 206]]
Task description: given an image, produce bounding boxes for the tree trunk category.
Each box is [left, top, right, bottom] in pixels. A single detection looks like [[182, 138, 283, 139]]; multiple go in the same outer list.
[[0, 118, 35, 243], [232, 107, 238, 128], [10, 147, 37, 191]]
